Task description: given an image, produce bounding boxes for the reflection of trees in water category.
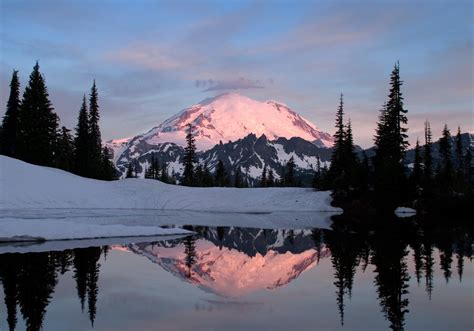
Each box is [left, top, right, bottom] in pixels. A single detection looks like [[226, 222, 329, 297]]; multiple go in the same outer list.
[[0, 247, 103, 331], [371, 230, 410, 331], [323, 218, 472, 331], [183, 235, 197, 278], [0, 220, 471, 331], [325, 229, 364, 326], [73, 247, 102, 326]]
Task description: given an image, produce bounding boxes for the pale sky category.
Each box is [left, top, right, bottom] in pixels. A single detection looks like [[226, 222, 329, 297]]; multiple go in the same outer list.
[[1, 0, 472, 147]]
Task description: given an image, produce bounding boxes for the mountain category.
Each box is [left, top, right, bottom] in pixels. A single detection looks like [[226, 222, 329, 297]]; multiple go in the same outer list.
[[129, 92, 333, 150], [109, 133, 334, 185], [122, 226, 329, 298], [106, 93, 333, 176]]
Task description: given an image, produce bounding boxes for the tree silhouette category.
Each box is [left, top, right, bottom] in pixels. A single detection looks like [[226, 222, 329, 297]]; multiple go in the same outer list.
[[183, 235, 197, 278], [372, 230, 410, 331]]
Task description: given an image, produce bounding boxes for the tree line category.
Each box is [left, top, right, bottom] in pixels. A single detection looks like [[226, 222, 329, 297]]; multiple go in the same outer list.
[[176, 123, 301, 187], [0, 63, 116, 180], [314, 62, 473, 212]]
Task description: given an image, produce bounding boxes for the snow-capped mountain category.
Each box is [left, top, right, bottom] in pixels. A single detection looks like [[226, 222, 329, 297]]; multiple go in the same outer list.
[[136, 92, 333, 150], [106, 93, 333, 175], [121, 227, 329, 298]]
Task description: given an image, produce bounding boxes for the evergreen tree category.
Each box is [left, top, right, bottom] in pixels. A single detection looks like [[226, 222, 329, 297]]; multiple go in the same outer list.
[[214, 159, 229, 187], [284, 156, 296, 187], [455, 126, 463, 171], [267, 168, 275, 187], [464, 149, 472, 186], [454, 126, 466, 191], [234, 167, 243, 188], [145, 153, 160, 180], [437, 124, 453, 189], [55, 126, 74, 172], [373, 63, 409, 210], [100, 147, 117, 180], [74, 95, 90, 177], [423, 120, 434, 195], [202, 161, 213, 186], [183, 235, 197, 278], [260, 164, 267, 187], [194, 163, 204, 186], [88, 81, 103, 178], [344, 119, 357, 167], [410, 138, 423, 196], [330, 94, 346, 178], [182, 124, 196, 186], [125, 162, 135, 178], [1, 70, 21, 157], [160, 163, 170, 183], [312, 156, 322, 189], [18, 62, 59, 166]]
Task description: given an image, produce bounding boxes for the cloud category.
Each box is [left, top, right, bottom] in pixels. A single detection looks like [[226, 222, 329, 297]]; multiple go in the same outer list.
[[199, 78, 264, 92]]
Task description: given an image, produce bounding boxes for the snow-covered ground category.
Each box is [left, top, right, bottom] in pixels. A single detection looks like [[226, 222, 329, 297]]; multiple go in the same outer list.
[[0, 156, 341, 243], [0, 156, 341, 213], [0, 219, 191, 243]]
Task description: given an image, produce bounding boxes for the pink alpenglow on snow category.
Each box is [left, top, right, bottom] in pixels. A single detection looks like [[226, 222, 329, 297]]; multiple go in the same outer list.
[[110, 93, 334, 152]]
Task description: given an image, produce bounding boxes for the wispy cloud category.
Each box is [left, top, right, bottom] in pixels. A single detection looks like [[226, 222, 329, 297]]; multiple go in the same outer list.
[[198, 78, 265, 92]]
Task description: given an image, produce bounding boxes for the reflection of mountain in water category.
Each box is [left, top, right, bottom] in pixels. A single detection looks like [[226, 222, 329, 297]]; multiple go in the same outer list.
[[125, 227, 330, 297]]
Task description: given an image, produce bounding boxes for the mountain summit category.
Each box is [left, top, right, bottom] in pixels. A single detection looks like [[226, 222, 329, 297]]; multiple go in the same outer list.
[[112, 92, 333, 152]]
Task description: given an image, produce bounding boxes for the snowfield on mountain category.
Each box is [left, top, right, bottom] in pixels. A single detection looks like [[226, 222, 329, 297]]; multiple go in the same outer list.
[[110, 92, 333, 151]]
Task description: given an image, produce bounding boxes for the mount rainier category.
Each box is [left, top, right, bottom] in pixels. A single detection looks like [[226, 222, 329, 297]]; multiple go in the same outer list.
[[106, 93, 334, 183]]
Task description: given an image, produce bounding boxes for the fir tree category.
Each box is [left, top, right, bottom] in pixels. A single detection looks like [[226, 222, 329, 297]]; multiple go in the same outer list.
[[423, 120, 433, 180], [18, 62, 58, 166], [344, 119, 357, 167], [330, 94, 346, 178], [74, 95, 90, 177], [373, 62, 409, 209], [202, 161, 213, 186], [410, 138, 423, 196], [194, 163, 204, 186], [234, 167, 243, 188], [260, 164, 267, 187], [55, 126, 74, 172], [1, 70, 21, 157], [455, 126, 463, 171], [101, 147, 117, 180], [284, 156, 296, 187], [214, 159, 229, 187], [160, 163, 170, 183], [437, 124, 453, 189], [125, 162, 135, 178], [464, 149, 472, 186], [182, 124, 196, 186], [145, 153, 160, 180], [267, 168, 275, 187], [88, 81, 103, 178]]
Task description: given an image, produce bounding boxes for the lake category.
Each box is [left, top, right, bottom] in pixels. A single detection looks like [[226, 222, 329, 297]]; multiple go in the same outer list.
[[0, 218, 472, 331]]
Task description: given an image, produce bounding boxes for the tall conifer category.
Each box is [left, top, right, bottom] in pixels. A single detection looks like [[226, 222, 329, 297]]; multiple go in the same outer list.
[[182, 123, 196, 186], [1, 70, 21, 157], [74, 96, 90, 177], [18, 62, 58, 166]]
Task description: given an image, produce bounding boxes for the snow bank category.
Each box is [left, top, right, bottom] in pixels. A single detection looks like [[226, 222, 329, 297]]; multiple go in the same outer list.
[[0, 218, 192, 243], [395, 207, 417, 218], [0, 156, 341, 213]]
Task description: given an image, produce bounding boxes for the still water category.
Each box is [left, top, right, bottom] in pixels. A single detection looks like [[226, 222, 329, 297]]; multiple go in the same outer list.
[[0, 220, 472, 331]]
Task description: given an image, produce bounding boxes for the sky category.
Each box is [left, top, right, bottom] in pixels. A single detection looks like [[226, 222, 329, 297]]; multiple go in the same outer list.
[[0, 0, 472, 148]]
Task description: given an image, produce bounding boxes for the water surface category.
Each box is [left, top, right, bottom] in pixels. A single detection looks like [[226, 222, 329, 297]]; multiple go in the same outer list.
[[0, 219, 472, 330]]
